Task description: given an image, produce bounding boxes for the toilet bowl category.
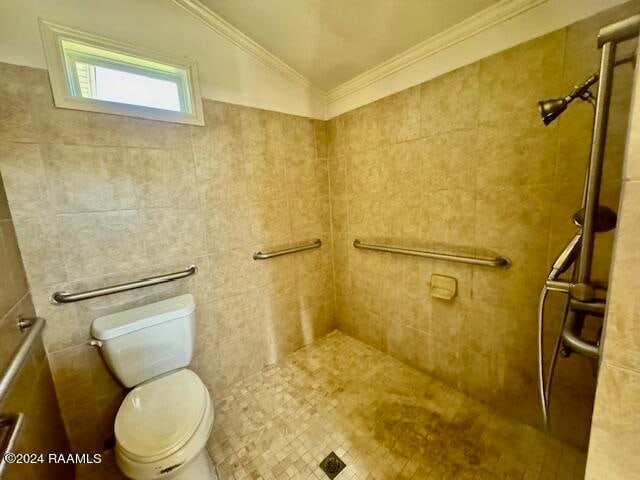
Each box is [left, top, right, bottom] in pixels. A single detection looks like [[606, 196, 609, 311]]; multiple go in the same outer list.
[[115, 369, 215, 480], [90, 295, 217, 480]]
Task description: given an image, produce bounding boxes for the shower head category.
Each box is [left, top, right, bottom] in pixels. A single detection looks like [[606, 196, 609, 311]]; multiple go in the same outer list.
[[573, 205, 618, 232], [538, 98, 569, 125], [538, 52, 636, 125], [538, 74, 599, 125]]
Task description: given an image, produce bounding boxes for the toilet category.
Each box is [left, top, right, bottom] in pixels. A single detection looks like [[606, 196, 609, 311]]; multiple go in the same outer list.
[[90, 294, 216, 480]]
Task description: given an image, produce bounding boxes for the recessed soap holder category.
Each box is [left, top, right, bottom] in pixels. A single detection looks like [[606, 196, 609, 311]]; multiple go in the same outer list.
[[430, 274, 457, 300]]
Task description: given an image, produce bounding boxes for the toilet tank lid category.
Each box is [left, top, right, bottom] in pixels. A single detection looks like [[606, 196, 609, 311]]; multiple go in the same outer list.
[[91, 294, 195, 341]]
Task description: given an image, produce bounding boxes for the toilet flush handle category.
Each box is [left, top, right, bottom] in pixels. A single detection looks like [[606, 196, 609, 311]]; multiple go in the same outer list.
[[88, 339, 103, 348]]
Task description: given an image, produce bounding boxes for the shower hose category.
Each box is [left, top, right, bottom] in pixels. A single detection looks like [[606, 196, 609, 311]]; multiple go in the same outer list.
[[537, 282, 571, 430]]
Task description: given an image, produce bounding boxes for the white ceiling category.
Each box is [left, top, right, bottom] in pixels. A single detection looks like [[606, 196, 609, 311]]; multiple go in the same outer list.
[[199, 0, 500, 90]]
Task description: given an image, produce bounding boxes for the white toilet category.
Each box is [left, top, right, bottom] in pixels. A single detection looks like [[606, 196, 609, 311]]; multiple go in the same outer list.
[[90, 294, 216, 480]]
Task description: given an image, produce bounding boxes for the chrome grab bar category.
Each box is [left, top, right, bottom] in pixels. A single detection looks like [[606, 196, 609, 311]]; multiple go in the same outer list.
[[0, 413, 24, 477], [253, 239, 321, 260], [50, 265, 198, 304], [0, 317, 41, 474], [0, 317, 45, 402], [353, 239, 510, 268]]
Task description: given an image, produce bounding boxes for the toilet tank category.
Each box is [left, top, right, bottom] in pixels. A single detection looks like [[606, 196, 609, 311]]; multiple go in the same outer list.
[[91, 294, 196, 388]]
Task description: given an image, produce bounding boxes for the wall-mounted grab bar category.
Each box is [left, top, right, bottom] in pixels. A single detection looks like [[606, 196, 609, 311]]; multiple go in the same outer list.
[[0, 317, 43, 475], [353, 239, 510, 268], [0, 317, 45, 403], [253, 239, 321, 260], [50, 265, 197, 304], [0, 413, 24, 477]]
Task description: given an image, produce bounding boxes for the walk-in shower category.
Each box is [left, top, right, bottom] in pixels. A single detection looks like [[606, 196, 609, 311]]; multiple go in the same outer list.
[[537, 15, 640, 428]]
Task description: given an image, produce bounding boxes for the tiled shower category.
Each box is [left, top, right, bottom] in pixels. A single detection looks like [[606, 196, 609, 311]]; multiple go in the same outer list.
[[329, 16, 634, 449], [1, 1, 640, 479]]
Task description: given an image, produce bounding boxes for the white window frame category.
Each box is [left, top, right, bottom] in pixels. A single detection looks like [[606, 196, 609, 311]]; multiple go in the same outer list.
[[39, 20, 205, 126]]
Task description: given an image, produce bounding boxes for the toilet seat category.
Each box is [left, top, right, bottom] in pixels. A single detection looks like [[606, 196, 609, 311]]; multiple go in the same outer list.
[[116, 369, 208, 462], [114, 369, 214, 479]]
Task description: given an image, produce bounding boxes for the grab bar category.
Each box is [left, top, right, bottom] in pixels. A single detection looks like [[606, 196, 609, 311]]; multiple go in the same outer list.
[[353, 239, 510, 268], [253, 239, 321, 260], [50, 265, 197, 304], [0, 413, 24, 477], [0, 317, 45, 403]]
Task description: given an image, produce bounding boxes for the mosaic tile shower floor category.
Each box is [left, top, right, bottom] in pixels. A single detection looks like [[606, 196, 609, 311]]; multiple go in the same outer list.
[[78, 331, 585, 479]]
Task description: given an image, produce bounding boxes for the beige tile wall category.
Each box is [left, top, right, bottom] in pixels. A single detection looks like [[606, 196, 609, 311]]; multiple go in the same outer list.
[[0, 175, 72, 479], [586, 46, 640, 480], [327, 2, 639, 450], [2, 0, 638, 462], [0, 63, 334, 453]]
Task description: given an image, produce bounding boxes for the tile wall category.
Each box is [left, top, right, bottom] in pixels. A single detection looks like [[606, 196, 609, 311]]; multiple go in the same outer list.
[[0, 174, 72, 479], [586, 43, 640, 479], [0, 63, 334, 453]]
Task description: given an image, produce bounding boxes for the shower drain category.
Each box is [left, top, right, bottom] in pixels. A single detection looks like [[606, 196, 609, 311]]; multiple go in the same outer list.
[[319, 451, 346, 479]]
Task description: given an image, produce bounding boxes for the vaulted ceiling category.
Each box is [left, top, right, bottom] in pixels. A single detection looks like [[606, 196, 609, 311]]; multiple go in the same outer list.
[[198, 0, 499, 90]]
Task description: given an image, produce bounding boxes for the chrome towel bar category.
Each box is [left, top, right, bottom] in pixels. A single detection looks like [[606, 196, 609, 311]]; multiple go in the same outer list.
[[50, 265, 197, 304], [353, 239, 510, 268], [0, 317, 45, 403], [253, 239, 321, 260]]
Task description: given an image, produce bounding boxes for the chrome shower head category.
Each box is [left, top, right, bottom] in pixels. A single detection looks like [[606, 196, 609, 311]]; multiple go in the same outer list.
[[537, 52, 636, 126], [538, 74, 598, 125], [538, 98, 569, 126]]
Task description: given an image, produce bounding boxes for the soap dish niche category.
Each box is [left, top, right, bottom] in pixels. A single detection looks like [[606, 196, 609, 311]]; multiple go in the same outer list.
[[430, 274, 457, 300]]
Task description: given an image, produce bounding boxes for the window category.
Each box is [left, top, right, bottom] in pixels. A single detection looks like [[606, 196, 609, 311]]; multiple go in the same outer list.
[[39, 21, 204, 125]]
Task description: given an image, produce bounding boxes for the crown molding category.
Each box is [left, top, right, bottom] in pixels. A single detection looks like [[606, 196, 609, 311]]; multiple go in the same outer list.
[[172, 0, 625, 120], [171, 0, 326, 99], [326, 0, 547, 105], [173, 0, 549, 119]]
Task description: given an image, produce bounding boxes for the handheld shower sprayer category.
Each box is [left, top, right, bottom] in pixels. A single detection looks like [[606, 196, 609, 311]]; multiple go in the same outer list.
[[537, 205, 617, 429], [549, 234, 582, 280], [546, 206, 615, 281], [538, 230, 581, 430]]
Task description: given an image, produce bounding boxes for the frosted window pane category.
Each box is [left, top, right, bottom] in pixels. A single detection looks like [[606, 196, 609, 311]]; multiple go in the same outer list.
[[80, 65, 181, 112]]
